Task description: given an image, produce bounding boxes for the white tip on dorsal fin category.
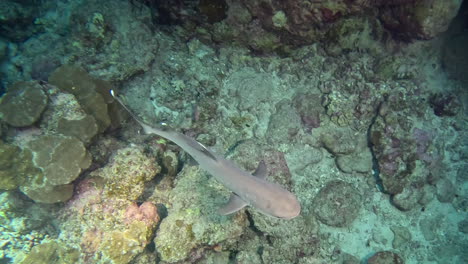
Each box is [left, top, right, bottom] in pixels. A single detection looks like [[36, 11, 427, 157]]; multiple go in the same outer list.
[[218, 193, 247, 215], [253, 160, 267, 179]]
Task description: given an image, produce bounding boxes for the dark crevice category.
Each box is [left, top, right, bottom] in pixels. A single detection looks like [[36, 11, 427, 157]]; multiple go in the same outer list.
[[245, 211, 266, 263], [366, 96, 388, 193], [245, 210, 263, 236]]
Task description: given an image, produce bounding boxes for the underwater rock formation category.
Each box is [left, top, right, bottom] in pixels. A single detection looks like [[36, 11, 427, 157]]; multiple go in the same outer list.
[[0, 0, 466, 263], [313, 180, 362, 227], [93, 147, 160, 201], [154, 165, 248, 263], [57, 147, 160, 264]]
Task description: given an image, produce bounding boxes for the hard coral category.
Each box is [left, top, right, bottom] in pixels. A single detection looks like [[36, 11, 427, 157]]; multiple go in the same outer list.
[[0, 141, 40, 190], [97, 147, 160, 200], [48, 65, 112, 133], [20, 134, 92, 203], [0, 81, 48, 127]]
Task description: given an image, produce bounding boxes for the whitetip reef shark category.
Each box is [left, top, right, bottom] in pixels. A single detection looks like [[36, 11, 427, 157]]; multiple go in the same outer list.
[[110, 89, 301, 219]]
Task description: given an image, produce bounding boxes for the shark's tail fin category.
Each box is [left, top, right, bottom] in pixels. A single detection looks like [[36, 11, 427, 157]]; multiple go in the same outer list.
[[109, 89, 175, 134]]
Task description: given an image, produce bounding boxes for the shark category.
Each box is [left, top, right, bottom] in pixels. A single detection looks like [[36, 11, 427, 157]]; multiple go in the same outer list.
[[110, 90, 301, 219]]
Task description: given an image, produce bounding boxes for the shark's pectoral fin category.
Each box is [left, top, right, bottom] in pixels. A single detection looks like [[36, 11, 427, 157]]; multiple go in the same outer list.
[[253, 160, 267, 179], [218, 193, 248, 215]]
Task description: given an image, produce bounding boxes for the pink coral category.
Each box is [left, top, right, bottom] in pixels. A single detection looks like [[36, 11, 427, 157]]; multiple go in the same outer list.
[[124, 202, 159, 227], [65, 178, 102, 216]]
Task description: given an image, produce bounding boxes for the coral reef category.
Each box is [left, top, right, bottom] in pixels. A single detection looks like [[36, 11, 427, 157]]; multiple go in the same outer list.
[[0, 0, 466, 263], [56, 146, 160, 264], [154, 166, 248, 263], [0, 66, 115, 203], [313, 180, 362, 227], [93, 147, 160, 200]]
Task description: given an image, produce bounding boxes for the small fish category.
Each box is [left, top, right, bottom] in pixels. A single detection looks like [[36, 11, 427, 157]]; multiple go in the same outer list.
[[110, 90, 301, 219]]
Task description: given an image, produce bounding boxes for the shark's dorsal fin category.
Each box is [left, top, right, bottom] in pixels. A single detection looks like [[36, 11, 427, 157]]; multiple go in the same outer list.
[[253, 160, 267, 179], [218, 193, 247, 215]]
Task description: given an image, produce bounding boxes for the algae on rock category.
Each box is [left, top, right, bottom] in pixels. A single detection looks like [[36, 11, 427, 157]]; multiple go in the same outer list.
[[95, 147, 160, 201], [19, 241, 79, 264]]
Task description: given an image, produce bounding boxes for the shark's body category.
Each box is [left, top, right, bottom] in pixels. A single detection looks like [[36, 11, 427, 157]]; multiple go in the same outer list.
[[111, 90, 301, 219]]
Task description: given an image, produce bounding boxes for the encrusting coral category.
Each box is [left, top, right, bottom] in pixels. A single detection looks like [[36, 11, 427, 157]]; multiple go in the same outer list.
[[20, 134, 92, 203], [0, 81, 48, 127]]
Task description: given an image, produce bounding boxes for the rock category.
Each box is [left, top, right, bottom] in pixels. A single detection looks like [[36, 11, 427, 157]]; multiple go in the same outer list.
[[391, 226, 411, 249], [417, 185, 436, 206], [458, 219, 468, 234], [0, 1, 38, 42], [235, 250, 263, 264], [225, 68, 278, 111], [419, 217, 440, 241], [313, 180, 362, 227], [367, 251, 404, 264], [336, 149, 373, 174], [100, 221, 156, 264], [266, 99, 302, 144], [320, 127, 359, 155], [154, 166, 247, 263], [284, 144, 323, 175], [436, 178, 455, 203], [198, 251, 230, 264], [96, 147, 160, 201], [0, 81, 48, 127], [292, 92, 323, 132], [379, 0, 462, 40], [391, 186, 423, 211]]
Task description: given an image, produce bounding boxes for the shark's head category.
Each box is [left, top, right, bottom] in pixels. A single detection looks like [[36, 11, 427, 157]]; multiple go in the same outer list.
[[269, 191, 301, 220]]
